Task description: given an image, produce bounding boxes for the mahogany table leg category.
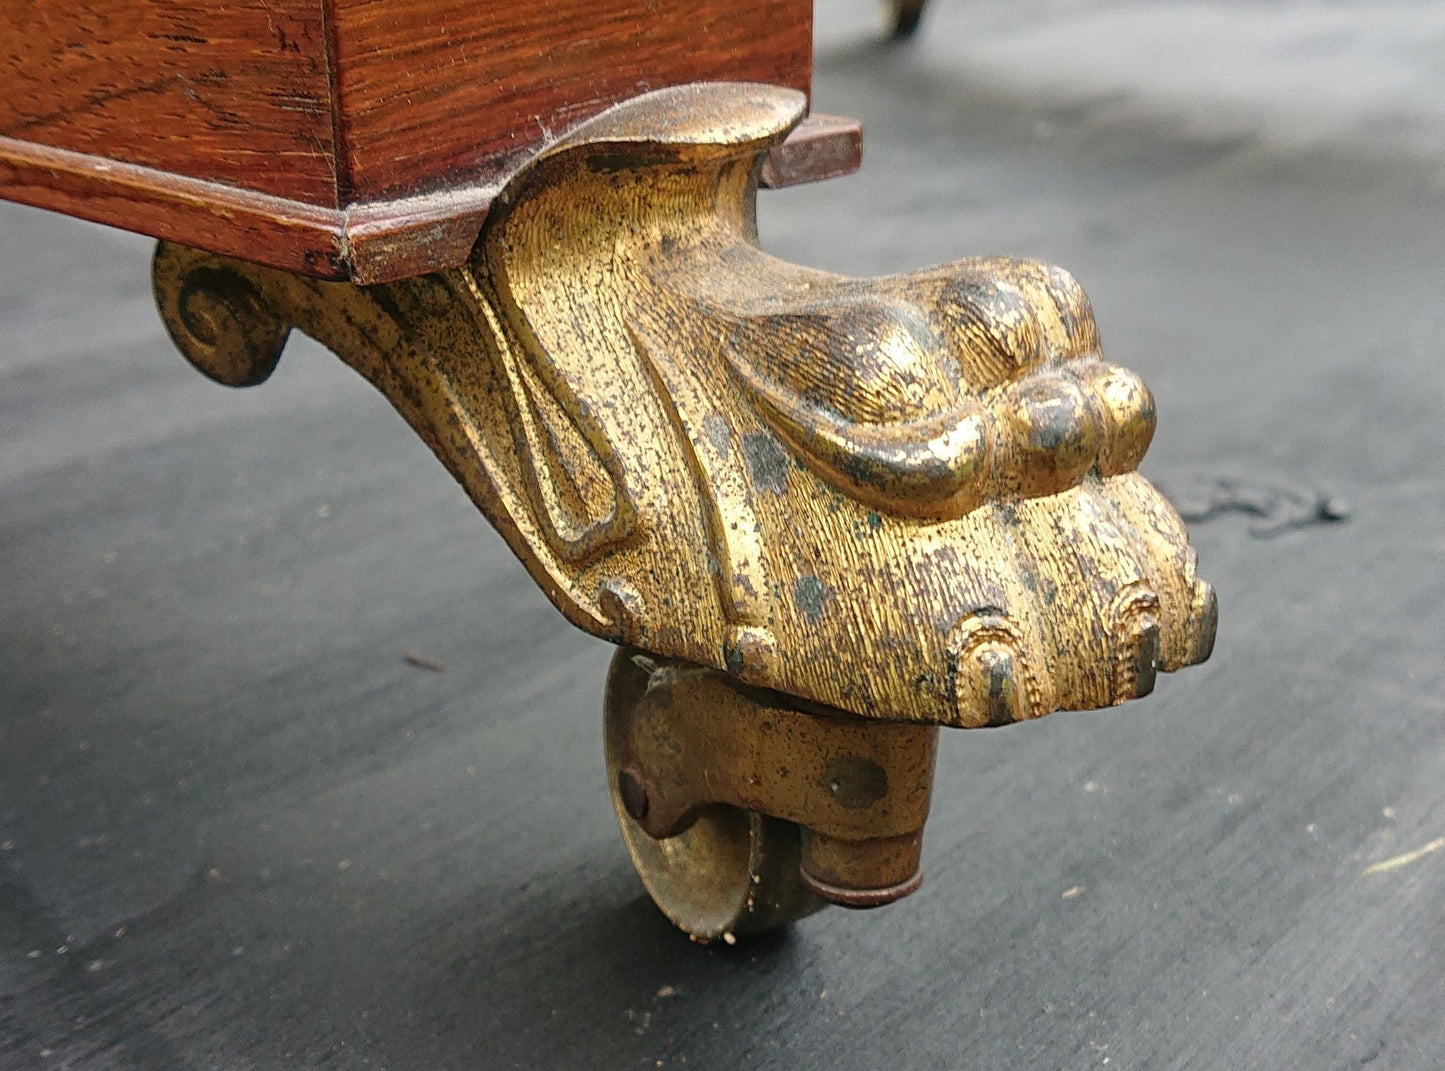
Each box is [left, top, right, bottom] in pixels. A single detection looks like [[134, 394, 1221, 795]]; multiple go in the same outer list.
[[151, 82, 1215, 939]]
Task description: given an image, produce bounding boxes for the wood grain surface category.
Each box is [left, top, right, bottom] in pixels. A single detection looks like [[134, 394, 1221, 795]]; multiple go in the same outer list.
[[0, 0, 339, 204], [329, 0, 812, 201], [0, 0, 820, 279], [0, 135, 348, 277]]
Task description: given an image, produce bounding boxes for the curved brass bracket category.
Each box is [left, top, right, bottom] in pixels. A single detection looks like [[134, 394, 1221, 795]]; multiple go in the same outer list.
[[153, 81, 1215, 731], [607, 650, 939, 907]]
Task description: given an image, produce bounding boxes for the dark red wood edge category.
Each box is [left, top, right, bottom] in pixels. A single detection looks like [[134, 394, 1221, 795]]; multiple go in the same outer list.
[[0, 114, 861, 284]]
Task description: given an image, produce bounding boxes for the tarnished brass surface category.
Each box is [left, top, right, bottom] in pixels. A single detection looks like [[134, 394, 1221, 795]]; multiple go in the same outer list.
[[605, 648, 938, 911], [603, 649, 826, 940], [153, 81, 1214, 734]]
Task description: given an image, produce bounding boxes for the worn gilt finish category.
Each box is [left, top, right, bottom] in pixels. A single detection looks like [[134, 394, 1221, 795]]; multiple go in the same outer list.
[[153, 82, 1215, 936]]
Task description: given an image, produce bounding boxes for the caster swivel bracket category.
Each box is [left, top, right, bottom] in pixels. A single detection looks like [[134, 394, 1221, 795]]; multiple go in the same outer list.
[[607, 649, 939, 911]]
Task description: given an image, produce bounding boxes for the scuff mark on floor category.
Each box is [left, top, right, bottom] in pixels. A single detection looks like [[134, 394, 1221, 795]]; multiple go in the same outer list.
[[1361, 836, 1444, 877], [1159, 473, 1350, 538]]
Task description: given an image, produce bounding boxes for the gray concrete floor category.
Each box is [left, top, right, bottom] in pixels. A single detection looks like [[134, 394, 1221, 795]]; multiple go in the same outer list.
[[2, 4, 1443, 1068]]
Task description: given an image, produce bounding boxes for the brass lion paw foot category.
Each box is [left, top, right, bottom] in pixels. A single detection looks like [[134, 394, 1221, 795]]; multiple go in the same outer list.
[[153, 82, 1215, 940]]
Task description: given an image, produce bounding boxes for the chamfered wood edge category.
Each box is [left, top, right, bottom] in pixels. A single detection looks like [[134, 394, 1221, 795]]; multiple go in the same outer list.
[[0, 135, 349, 278], [0, 114, 862, 283]]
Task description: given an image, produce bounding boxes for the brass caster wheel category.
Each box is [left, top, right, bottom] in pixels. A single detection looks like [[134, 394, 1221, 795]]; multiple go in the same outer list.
[[603, 646, 940, 939], [604, 648, 824, 940]]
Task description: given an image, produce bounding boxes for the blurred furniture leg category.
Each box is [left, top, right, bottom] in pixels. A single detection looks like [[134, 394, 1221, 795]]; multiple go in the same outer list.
[[892, 0, 929, 39]]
